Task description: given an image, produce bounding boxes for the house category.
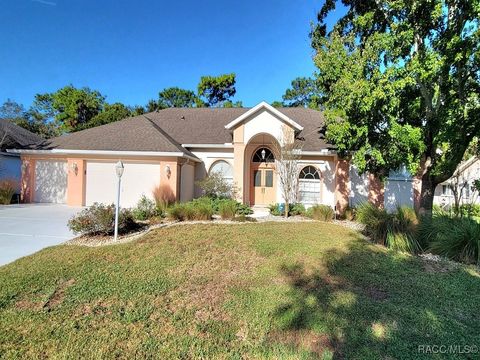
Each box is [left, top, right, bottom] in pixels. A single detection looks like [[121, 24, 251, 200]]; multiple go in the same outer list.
[[0, 119, 43, 192], [434, 157, 480, 208], [9, 102, 388, 212]]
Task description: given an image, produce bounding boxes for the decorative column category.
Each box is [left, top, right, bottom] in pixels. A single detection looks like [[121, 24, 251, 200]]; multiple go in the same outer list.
[[335, 158, 350, 215]]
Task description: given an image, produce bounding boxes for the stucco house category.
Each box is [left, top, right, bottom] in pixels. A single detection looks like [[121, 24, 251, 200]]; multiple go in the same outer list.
[[0, 119, 43, 192], [10, 102, 390, 213], [434, 157, 480, 208]]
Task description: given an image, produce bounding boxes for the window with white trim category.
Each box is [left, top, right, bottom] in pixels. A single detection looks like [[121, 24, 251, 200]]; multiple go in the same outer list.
[[209, 160, 233, 185], [299, 166, 321, 204]]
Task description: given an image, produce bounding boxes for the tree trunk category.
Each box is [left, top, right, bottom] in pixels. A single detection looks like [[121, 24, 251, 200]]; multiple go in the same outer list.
[[419, 174, 436, 215], [284, 201, 289, 218]]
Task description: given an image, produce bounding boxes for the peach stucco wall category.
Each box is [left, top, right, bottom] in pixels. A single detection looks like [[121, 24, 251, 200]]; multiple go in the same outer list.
[[66, 159, 85, 206], [368, 173, 385, 208], [335, 159, 350, 215], [21, 155, 181, 206]]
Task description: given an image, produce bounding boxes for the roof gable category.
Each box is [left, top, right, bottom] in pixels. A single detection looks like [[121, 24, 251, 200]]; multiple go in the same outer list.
[[224, 102, 304, 131]]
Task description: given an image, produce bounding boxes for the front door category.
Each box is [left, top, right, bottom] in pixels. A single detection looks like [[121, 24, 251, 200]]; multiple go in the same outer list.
[[251, 166, 276, 205]]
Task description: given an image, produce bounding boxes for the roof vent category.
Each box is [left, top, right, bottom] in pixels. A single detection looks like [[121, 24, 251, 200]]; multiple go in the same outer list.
[[180, 116, 185, 120]]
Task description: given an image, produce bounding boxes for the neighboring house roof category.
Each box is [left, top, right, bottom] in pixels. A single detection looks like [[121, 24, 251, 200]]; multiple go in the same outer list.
[[0, 119, 43, 151], [19, 106, 330, 156]]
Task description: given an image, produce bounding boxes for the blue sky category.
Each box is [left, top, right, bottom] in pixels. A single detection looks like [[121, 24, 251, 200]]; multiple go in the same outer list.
[[0, 0, 342, 108]]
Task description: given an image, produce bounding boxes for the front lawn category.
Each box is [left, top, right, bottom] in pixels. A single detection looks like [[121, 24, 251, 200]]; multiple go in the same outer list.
[[1, 223, 479, 359]]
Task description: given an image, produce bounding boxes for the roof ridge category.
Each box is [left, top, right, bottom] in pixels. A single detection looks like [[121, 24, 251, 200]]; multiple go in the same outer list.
[[141, 115, 198, 158]]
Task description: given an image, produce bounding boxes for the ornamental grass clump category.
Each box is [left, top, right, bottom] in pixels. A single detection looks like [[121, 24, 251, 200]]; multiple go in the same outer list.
[[418, 215, 480, 265], [0, 179, 16, 205], [356, 203, 421, 253], [306, 204, 334, 221]]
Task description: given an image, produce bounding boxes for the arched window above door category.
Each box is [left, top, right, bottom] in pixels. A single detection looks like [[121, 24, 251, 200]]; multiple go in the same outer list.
[[252, 147, 275, 163]]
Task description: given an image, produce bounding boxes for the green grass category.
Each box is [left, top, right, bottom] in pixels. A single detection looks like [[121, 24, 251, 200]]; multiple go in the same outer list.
[[1, 223, 479, 359]]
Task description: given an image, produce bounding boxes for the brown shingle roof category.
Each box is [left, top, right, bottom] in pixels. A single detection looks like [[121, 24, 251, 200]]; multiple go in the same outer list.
[[39, 107, 331, 154], [0, 119, 43, 151]]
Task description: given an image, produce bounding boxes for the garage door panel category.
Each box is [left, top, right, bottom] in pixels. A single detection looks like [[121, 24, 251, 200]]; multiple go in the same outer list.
[[85, 162, 161, 207], [34, 161, 68, 203]]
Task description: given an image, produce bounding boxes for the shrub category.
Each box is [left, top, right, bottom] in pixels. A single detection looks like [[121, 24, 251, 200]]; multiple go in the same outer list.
[[268, 203, 283, 216], [418, 215, 480, 265], [168, 198, 214, 221], [68, 203, 138, 236], [0, 179, 16, 205], [196, 172, 237, 198], [459, 204, 480, 218], [153, 184, 175, 213], [306, 204, 334, 221], [168, 203, 186, 221], [132, 195, 159, 220], [218, 199, 237, 219], [236, 202, 253, 216], [289, 203, 306, 216], [357, 203, 421, 253]]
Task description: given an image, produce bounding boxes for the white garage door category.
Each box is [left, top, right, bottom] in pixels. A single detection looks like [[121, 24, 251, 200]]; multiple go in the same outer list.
[[34, 160, 68, 203], [85, 161, 161, 207]]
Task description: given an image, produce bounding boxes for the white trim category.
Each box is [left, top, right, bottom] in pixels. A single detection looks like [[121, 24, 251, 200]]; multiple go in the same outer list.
[[6, 149, 201, 162], [0, 151, 19, 158], [224, 101, 304, 131], [299, 150, 335, 156], [182, 143, 234, 148]]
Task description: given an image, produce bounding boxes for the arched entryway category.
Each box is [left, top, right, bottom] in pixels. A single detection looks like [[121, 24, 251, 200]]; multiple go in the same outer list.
[[250, 146, 276, 205]]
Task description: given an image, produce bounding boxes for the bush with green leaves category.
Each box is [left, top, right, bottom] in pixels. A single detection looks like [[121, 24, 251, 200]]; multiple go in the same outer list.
[[289, 203, 306, 216], [168, 198, 214, 221], [132, 195, 161, 221], [306, 204, 334, 222], [195, 172, 236, 198], [459, 204, 480, 218], [68, 203, 138, 236], [418, 215, 480, 265], [268, 203, 283, 216], [356, 203, 421, 253]]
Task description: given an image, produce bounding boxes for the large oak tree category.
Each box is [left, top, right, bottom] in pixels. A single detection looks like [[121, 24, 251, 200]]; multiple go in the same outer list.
[[312, 0, 480, 212]]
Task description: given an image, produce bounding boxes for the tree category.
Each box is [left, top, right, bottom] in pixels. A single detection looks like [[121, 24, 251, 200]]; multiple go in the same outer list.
[[312, 0, 480, 213], [197, 73, 236, 107], [158, 87, 197, 108], [271, 101, 284, 108], [0, 99, 25, 120], [282, 77, 320, 109], [222, 100, 243, 108], [85, 103, 132, 129], [272, 125, 303, 217], [32, 85, 106, 133]]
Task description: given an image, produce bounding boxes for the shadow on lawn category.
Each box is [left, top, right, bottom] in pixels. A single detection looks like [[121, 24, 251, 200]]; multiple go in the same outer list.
[[272, 236, 480, 359]]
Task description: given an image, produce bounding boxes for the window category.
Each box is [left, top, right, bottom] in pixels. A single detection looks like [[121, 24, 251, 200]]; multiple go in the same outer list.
[[253, 147, 275, 163], [299, 166, 321, 204], [254, 170, 262, 187], [209, 161, 233, 184], [265, 170, 273, 187]]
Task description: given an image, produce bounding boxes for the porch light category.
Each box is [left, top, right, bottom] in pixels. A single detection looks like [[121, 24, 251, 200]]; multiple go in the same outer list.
[[165, 165, 171, 178], [114, 161, 124, 242], [70, 162, 78, 175], [261, 148, 266, 160]]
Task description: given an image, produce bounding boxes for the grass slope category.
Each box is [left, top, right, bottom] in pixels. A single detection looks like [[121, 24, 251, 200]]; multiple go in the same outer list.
[[0, 223, 479, 359]]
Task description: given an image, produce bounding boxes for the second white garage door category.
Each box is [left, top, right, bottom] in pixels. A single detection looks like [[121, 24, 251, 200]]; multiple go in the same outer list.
[[85, 161, 161, 207]]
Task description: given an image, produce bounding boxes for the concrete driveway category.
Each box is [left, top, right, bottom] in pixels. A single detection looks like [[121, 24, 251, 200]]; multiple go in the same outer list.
[[0, 204, 83, 266]]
